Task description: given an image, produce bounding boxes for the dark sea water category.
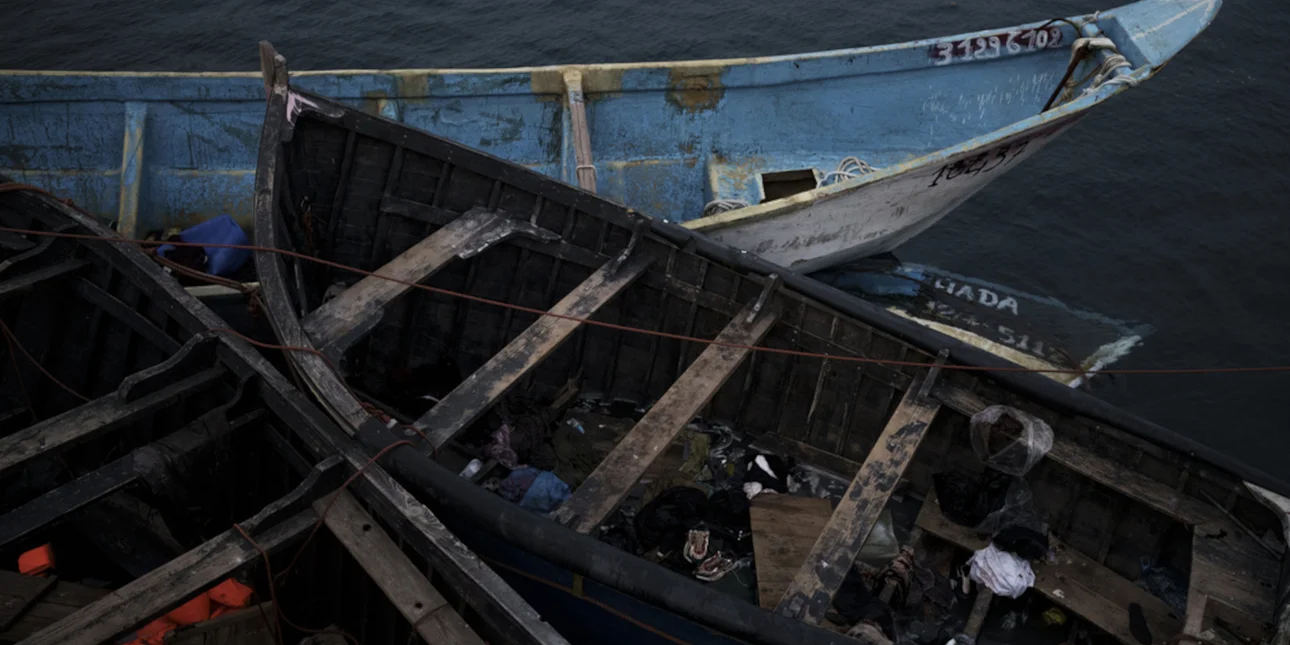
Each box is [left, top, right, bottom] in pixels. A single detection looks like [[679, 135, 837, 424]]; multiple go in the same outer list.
[[5, 0, 1288, 481]]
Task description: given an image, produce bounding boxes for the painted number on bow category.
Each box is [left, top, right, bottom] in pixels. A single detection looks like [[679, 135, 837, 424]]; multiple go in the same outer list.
[[930, 26, 1063, 66]]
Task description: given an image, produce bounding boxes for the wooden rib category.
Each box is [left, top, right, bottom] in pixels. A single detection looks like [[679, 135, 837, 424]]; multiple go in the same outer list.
[[775, 385, 940, 623], [317, 491, 484, 645], [417, 255, 651, 448], [21, 509, 316, 645], [301, 208, 503, 350], [0, 368, 224, 478], [564, 70, 596, 192], [0, 259, 89, 300], [553, 302, 778, 534], [917, 494, 1180, 645], [0, 410, 261, 549]]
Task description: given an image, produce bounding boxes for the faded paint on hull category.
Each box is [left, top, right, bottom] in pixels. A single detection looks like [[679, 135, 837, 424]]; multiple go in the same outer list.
[[699, 116, 1081, 272], [0, 0, 1219, 267]]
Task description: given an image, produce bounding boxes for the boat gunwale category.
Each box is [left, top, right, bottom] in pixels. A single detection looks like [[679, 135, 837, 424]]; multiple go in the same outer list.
[[0, 10, 1101, 79]]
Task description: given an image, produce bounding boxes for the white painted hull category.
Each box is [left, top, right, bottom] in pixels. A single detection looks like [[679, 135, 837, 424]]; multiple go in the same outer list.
[[691, 116, 1081, 272]]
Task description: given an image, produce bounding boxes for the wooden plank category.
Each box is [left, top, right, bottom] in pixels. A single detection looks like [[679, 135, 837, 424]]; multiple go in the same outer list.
[[301, 208, 503, 350], [0, 572, 108, 642], [552, 302, 778, 533], [775, 386, 939, 624], [916, 494, 1181, 645], [0, 259, 89, 300], [749, 495, 834, 610], [1188, 521, 1278, 642], [564, 70, 597, 192], [169, 603, 275, 645], [316, 490, 484, 645], [417, 255, 652, 449], [931, 383, 1218, 526], [0, 367, 224, 478], [21, 509, 316, 645]]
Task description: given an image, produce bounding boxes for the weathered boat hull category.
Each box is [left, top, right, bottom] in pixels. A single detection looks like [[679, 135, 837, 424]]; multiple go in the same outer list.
[[252, 41, 1286, 645], [0, 0, 1218, 268], [0, 182, 567, 644]]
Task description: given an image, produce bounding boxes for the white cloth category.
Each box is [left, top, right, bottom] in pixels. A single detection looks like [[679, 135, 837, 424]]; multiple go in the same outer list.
[[968, 544, 1034, 599]]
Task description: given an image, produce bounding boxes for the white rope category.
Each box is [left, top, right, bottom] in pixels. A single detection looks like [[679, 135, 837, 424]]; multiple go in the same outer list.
[[702, 199, 749, 217], [1083, 52, 1137, 94], [817, 156, 876, 187]]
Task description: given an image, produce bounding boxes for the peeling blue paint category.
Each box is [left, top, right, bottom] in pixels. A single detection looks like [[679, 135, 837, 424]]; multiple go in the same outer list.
[[0, 0, 1217, 242]]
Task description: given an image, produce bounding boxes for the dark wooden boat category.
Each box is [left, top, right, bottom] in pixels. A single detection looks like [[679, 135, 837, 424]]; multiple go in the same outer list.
[[252, 43, 1290, 645], [0, 180, 566, 644]]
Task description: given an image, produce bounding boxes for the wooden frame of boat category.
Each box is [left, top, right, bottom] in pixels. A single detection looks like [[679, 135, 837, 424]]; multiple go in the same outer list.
[[252, 43, 1289, 645], [0, 182, 567, 643]]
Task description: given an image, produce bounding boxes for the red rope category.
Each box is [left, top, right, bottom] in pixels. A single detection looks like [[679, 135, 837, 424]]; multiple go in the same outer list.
[[0, 318, 89, 402], [0, 213, 1286, 376]]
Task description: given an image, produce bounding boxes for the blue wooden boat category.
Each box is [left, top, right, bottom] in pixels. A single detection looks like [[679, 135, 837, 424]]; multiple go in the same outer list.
[[0, 0, 1217, 270]]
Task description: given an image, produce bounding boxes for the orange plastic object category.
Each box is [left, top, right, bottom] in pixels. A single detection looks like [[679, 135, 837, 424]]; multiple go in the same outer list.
[[165, 592, 212, 625], [130, 617, 177, 645], [208, 578, 254, 608], [17, 544, 54, 576]]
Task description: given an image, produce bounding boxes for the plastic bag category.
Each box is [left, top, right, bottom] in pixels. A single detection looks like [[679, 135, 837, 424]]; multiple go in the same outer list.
[[969, 405, 1053, 477], [973, 475, 1047, 538]]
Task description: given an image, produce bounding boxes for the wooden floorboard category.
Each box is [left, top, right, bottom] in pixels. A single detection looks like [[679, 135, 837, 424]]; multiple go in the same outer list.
[[749, 495, 834, 610], [774, 386, 939, 623], [317, 491, 484, 645], [417, 255, 652, 449], [302, 208, 502, 350], [916, 493, 1182, 645], [552, 302, 777, 533]]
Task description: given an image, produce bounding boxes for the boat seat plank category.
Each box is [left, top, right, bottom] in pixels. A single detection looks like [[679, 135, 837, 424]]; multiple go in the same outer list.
[[20, 509, 317, 645], [302, 208, 503, 351], [316, 491, 484, 645], [417, 255, 652, 449], [916, 494, 1182, 645], [749, 495, 835, 610], [774, 386, 940, 623], [0, 367, 224, 478], [553, 302, 778, 534], [931, 383, 1217, 526]]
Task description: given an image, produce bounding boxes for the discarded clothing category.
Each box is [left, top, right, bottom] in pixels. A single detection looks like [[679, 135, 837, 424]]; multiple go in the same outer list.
[[992, 525, 1049, 561], [832, 566, 892, 630], [1135, 558, 1188, 616], [499, 467, 541, 503], [551, 421, 597, 488], [846, 621, 894, 645], [485, 424, 524, 470], [704, 488, 753, 557], [969, 405, 1053, 477], [158, 214, 250, 277], [499, 467, 571, 513], [519, 471, 571, 513], [967, 544, 1034, 598], [932, 468, 1048, 544], [635, 487, 709, 555], [642, 475, 710, 506], [744, 453, 793, 495], [679, 431, 711, 478]]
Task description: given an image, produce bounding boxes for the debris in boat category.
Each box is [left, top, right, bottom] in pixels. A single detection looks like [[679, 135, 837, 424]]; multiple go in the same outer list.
[[743, 452, 794, 499], [499, 467, 572, 513], [156, 214, 252, 277], [1041, 606, 1067, 626], [969, 405, 1053, 477], [967, 544, 1034, 598], [1134, 557, 1189, 615], [459, 458, 484, 479], [17, 544, 54, 576]]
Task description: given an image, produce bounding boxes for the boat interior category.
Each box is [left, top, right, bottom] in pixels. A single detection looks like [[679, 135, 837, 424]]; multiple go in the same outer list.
[[258, 66, 1288, 645], [0, 182, 560, 645]]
